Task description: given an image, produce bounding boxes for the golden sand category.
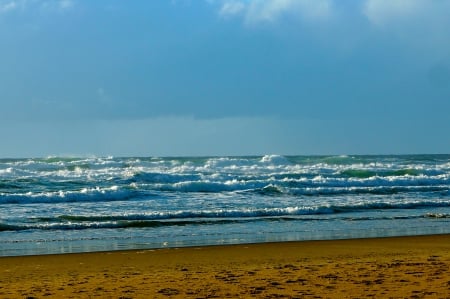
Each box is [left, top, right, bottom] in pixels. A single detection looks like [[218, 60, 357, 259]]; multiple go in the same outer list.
[[1, 234, 450, 298]]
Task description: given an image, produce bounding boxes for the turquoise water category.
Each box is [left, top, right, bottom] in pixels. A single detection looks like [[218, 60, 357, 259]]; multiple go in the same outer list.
[[1, 155, 449, 256]]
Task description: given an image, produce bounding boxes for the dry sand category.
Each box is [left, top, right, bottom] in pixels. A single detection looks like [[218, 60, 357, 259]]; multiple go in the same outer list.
[[1, 234, 450, 298]]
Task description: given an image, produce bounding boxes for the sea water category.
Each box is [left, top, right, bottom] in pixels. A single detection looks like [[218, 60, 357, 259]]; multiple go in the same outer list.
[[1, 155, 449, 256]]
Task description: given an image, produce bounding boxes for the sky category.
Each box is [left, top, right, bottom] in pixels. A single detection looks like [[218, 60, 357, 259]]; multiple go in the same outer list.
[[0, 0, 449, 157]]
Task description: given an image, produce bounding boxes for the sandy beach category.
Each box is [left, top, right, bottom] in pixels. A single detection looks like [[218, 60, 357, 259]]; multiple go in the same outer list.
[[1, 234, 450, 298]]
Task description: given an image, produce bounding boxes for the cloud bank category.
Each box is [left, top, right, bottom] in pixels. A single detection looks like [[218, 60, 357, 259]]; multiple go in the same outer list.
[[213, 0, 450, 60], [215, 0, 450, 30]]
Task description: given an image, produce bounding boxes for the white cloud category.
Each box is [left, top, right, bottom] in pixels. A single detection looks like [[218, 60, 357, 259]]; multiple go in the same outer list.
[[0, 1, 17, 13], [363, 0, 450, 59], [248, 0, 332, 23], [219, 1, 245, 18], [40, 0, 75, 12], [364, 0, 450, 27], [0, 0, 74, 14], [0, 0, 24, 13], [216, 0, 333, 24], [58, 0, 73, 10], [363, 0, 426, 26]]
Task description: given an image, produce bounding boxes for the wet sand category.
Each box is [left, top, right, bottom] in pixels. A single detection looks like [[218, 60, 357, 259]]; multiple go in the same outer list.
[[1, 234, 450, 298]]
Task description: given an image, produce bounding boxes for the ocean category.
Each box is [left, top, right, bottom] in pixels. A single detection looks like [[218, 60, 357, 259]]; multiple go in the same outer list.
[[1, 155, 449, 256]]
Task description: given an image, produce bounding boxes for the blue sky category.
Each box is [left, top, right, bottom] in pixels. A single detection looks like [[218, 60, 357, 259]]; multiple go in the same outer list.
[[1, 0, 449, 157]]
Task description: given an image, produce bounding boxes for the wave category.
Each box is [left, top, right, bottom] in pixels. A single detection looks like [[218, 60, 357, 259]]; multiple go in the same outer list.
[[2, 199, 449, 232], [1, 180, 448, 204], [425, 213, 450, 218], [1, 155, 449, 204], [0, 186, 139, 204], [288, 185, 449, 196], [151, 177, 449, 194], [2, 155, 449, 179], [0, 219, 271, 232], [260, 154, 291, 165], [340, 168, 422, 178]]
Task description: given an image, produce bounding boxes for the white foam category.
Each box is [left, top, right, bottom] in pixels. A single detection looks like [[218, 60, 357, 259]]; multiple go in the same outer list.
[[0, 185, 128, 204], [0, 167, 13, 175], [260, 155, 290, 165]]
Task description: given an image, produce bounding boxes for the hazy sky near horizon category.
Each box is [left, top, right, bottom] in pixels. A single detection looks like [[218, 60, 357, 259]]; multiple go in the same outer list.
[[1, 0, 449, 157]]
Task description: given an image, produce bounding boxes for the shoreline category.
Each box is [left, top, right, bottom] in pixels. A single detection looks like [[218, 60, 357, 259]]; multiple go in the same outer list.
[[2, 234, 450, 298], [4, 227, 450, 258], [3, 232, 450, 258]]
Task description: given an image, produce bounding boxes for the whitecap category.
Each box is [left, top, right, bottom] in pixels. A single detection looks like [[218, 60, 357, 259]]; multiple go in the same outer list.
[[260, 155, 290, 165]]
